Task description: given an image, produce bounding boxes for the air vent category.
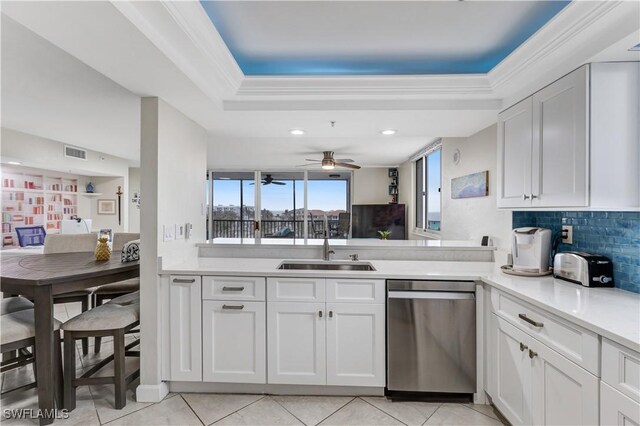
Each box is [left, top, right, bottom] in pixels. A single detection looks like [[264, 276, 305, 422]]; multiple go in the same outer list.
[[64, 145, 87, 160]]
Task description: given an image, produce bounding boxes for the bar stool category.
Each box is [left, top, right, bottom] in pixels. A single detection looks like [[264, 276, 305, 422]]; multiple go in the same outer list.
[[62, 291, 140, 411], [1, 299, 63, 406]]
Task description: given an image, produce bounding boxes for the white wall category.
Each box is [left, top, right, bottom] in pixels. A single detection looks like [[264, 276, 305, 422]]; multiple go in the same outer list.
[[138, 97, 207, 401], [1, 127, 133, 231], [398, 124, 512, 248], [128, 167, 140, 233], [440, 125, 512, 249], [352, 167, 392, 205]]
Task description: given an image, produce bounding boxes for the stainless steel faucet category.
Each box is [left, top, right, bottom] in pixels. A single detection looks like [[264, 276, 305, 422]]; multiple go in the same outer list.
[[323, 237, 335, 261]]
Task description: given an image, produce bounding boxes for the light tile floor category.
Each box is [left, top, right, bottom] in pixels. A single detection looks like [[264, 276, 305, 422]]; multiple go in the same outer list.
[[1, 302, 507, 426]]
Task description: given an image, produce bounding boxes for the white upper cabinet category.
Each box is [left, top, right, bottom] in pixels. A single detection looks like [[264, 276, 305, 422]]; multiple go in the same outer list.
[[531, 66, 588, 207], [498, 62, 639, 209], [497, 98, 533, 208]]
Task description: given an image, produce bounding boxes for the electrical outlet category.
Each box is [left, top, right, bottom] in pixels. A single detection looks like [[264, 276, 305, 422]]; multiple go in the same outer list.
[[562, 225, 573, 244], [163, 224, 175, 242]]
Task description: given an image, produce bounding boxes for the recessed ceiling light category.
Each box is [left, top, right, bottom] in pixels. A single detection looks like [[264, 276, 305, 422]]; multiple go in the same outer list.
[[289, 129, 305, 136], [381, 129, 396, 136], [7, 161, 21, 165]]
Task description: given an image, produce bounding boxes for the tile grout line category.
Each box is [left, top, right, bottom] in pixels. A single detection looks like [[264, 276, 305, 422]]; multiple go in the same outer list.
[[207, 394, 268, 425], [100, 387, 169, 426], [179, 394, 206, 426], [269, 395, 308, 425], [313, 396, 356, 426], [358, 397, 410, 426], [462, 403, 502, 422], [421, 404, 440, 426]]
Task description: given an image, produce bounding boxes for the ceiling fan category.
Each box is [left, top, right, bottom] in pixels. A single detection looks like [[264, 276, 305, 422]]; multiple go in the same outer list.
[[250, 174, 286, 185], [300, 151, 361, 170]]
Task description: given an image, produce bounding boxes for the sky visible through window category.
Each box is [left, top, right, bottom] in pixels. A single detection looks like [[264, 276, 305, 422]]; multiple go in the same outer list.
[[213, 179, 347, 212]]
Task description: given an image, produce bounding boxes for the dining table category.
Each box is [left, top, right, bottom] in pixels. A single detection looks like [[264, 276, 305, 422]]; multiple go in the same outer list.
[[0, 251, 139, 425]]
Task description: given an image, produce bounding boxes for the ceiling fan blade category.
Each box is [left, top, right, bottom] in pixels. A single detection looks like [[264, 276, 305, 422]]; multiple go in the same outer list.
[[296, 163, 320, 167], [335, 162, 361, 170], [272, 181, 286, 185], [305, 159, 322, 162], [335, 159, 354, 163]]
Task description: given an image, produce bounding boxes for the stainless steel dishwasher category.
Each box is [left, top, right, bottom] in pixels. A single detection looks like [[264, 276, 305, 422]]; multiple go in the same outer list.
[[387, 280, 476, 394]]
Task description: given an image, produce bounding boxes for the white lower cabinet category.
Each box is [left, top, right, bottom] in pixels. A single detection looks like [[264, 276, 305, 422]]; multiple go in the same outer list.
[[267, 302, 326, 385], [326, 303, 385, 387], [202, 300, 266, 384], [169, 275, 202, 382], [492, 315, 598, 425], [601, 381, 640, 426]]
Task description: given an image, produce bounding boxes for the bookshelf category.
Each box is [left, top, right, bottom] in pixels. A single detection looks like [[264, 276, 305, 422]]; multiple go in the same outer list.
[[2, 167, 79, 247], [388, 168, 398, 204]]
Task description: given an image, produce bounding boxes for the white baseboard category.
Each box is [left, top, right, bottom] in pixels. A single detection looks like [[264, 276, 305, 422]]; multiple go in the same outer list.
[[169, 381, 385, 396], [136, 382, 170, 403]]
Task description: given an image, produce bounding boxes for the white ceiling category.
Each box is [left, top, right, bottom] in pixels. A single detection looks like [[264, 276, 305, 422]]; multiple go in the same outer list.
[[1, 1, 638, 170]]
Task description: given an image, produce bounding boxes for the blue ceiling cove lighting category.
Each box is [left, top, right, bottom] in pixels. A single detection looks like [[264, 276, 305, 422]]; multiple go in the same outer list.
[[200, 1, 571, 76]]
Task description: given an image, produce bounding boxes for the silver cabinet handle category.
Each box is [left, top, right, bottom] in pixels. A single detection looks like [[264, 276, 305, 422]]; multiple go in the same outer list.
[[222, 286, 245, 292], [520, 342, 528, 352], [173, 278, 195, 283], [529, 349, 538, 359], [329, 311, 333, 318], [319, 310, 323, 318], [523, 194, 530, 200], [531, 194, 538, 199], [222, 304, 244, 310], [519, 313, 544, 328]]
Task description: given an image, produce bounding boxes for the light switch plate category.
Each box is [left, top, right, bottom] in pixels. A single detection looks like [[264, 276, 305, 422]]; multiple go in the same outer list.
[[562, 225, 573, 244], [175, 223, 185, 240], [163, 225, 175, 242]]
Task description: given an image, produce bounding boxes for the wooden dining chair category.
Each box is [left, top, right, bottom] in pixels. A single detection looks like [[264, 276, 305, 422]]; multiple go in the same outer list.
[[92, 233, 140, 353], [1, 297, 63, 407], [62, 291, 140, 411], [41, 233, 97, 354]]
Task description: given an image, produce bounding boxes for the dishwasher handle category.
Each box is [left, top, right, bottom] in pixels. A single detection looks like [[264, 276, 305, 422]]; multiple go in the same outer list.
[[388, 291, 475, 300]]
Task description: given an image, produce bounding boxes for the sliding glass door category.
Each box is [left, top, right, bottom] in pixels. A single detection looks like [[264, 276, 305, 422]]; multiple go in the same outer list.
[[208, 170, 350, 241]]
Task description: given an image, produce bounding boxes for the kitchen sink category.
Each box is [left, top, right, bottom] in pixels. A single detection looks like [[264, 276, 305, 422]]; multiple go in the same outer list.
[[277, 261, 376, 271]]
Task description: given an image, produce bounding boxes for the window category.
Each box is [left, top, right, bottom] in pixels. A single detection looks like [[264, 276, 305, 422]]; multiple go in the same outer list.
[[207, 171, 350, 240], [415, 143, 442, 232]]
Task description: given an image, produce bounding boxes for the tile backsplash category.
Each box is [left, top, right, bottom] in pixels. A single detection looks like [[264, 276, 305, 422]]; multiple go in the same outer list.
[[512, 211, 640, 293]]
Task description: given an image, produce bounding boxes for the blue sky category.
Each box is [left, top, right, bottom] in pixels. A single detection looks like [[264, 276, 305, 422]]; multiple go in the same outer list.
[[213, 179, 348, 211]]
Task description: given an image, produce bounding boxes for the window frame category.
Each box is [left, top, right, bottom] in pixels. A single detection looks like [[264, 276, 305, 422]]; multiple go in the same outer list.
[[413, 141, 442, 235]]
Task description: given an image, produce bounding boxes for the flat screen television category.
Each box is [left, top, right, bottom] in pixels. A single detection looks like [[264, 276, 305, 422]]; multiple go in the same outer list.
[[351, 204, 406, 240]]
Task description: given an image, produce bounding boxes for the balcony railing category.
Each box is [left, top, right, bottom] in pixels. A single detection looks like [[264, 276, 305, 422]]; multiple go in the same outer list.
[[209, 219, 343, 239]]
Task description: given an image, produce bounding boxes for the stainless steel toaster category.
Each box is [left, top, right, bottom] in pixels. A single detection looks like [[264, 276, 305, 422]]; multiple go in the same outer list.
[[553, 252, 614, 287]]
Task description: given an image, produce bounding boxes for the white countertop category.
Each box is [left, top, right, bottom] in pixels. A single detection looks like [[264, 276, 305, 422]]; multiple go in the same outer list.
[[200, 238, 496, 251], [162, 257, 640, 353]]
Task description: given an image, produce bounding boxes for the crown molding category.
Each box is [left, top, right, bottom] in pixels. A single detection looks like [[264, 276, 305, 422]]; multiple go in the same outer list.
[[111, 0, 243, 100], [236, 74, 493, 98], [223, 98, 502, 112]]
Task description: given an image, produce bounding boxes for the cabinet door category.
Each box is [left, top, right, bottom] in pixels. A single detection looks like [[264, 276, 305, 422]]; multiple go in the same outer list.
[[530, 336, 599, 426], [497, 97, 533, 208], [601, 381, 640, 426], [202, 301, 266, 384], [532, 65, 588, 207], [169, 276, 202, 382], [492, 315, 532, 425], [326, 303, 385, 387], [267, 302, 326, 385]]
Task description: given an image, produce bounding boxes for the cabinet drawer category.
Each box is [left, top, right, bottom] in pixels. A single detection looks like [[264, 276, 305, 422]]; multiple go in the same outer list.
[[326, 278, 384, 303], [602, 338, 640, 403], [202, 276, 265, 301], [491, 289, 599, 375], [267, 277, 325, 302], [601, 381, 640, 426]]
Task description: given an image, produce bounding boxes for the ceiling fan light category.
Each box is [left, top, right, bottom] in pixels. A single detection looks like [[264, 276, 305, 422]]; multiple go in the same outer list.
[[321, 158, 335, 170], [289, 129, 305, 136]]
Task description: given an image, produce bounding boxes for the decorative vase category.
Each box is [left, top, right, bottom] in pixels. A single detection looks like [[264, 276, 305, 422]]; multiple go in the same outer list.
[[86, 182, 94, 193], [95, 237, 111, 261]]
